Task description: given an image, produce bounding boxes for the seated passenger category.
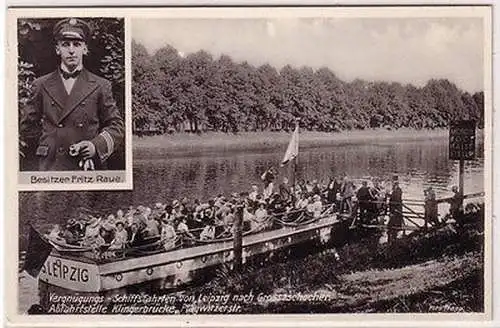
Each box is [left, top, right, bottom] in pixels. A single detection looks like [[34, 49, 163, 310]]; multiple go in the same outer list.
[[216, 201, 231, 219], [82, 227, 106, 249], [223, 209, 235, 226], [143, 215, 160, 237], [116, 209, 125, 221], [189, 208, 205, 230], [92, 229, 107, 249], [177, 216, 195, 239], [252, 202, 269, 232], [193, 199, 203, 213], [200, 223, 215, 241], [255, 202, 268, 221], [214, 195, 225, 208], [61, 225, 78, 245], [295, 194, 309, 210], [249, 185, 259, 202], [311, 194, 323, 218], [143, 207, 152, 219], [83, 217, 101, 244], [221, 210, 235, 235], [172, 200, 183, 219], [243, 205, 255, 224], [125, 213, 135, 228], [66, 218, 85, 239], [160, 218, 177, 250], [203, 205, 215, 223], [101, 215, 117, 243], [134, 207, 148, 228], [46, 224, 65, 243], [181, 197, 191, 214], [109, 221, 128, 250], [151, 203, 165, 221], [128, 223, 146, 247]]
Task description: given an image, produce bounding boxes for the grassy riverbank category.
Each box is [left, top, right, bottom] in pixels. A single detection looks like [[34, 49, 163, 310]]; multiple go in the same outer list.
[[179, 211, 484, 313], [133, 128, 450, 153]]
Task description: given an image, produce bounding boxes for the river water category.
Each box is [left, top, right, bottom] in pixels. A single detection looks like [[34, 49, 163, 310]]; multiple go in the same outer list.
[[17, 135, 485, 313]]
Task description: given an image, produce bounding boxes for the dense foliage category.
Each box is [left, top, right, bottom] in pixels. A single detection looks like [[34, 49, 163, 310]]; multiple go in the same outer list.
[[132, 40, 484, 135]]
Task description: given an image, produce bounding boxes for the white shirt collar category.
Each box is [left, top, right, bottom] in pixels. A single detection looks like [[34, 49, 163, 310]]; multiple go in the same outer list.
[[60, 63, 83, 75]]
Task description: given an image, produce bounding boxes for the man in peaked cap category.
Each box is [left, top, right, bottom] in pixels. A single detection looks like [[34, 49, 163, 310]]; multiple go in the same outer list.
[[20, 18, 124, 171]]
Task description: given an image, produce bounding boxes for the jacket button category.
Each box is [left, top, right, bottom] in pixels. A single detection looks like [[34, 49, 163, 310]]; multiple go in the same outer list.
[[81, 101, 86, 106], [58, 147, 64, 153], [77, 123, 83, 128], [51, 101, 55, 106], [58, 124, 63, 128]]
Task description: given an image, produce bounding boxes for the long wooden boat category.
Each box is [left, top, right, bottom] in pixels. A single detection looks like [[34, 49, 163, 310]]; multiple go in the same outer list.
[[38, 214, 344, 293], [36, 191, 485, 294]]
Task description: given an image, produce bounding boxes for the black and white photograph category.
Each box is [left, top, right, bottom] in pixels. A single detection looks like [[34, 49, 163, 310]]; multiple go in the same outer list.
[[17, 17, 126, 173], [10, 6, 492, 324]]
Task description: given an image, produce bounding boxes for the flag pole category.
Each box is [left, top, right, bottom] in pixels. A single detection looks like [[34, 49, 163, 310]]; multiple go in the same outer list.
[[281, 117, 300, 193], [292, 118, 299, 192]]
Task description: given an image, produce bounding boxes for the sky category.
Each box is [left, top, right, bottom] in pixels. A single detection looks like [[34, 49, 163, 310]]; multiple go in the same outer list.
[[132, 17, 485, 93]]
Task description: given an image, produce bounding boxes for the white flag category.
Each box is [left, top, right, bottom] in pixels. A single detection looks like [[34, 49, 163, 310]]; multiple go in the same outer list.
[[281, 124, 299, 166]]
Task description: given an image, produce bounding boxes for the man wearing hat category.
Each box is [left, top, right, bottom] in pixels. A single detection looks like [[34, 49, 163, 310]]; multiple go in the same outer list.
[[387, 179, 403, 243], [20, 18, 124, 171], [448, 186, 464, 222]]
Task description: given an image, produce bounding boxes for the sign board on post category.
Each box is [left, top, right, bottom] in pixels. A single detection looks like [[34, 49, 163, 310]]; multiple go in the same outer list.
[[449, 120, 476, 160]]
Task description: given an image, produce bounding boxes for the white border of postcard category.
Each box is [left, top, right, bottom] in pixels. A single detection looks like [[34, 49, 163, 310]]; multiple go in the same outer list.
[[5, 5, 493, 327]]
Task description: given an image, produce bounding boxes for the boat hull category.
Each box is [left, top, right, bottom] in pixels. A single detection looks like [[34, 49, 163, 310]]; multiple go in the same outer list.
[[39, 216, 340, 294]]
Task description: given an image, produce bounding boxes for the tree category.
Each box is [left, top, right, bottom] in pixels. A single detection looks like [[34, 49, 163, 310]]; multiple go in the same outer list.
[[131, 41, 484, 135]]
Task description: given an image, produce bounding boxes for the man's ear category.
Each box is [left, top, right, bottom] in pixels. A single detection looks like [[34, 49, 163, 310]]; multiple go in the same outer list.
[[83, 44, 89, 56], [55, 44, 61, 56]]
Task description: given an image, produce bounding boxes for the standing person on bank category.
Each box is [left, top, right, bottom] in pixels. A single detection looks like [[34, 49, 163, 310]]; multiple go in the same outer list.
[[448, 186, 464, 222], [340, 176, 355, 214], [19, 18, 124, 171], [387, 179, 403, 243], [424, 187, 439, 227], [356, 180, 372, 224]]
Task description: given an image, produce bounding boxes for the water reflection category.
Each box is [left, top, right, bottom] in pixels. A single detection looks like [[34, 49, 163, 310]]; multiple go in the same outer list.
[[19, 140, 484, 248]]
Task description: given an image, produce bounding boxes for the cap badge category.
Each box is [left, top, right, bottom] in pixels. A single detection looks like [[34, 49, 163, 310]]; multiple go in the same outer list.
[[69, 18, 77, 25]]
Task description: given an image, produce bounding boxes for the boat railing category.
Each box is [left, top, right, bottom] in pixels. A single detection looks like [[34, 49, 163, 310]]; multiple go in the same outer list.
[[49, 192, 485, 263], [51, 202, 340, 262]]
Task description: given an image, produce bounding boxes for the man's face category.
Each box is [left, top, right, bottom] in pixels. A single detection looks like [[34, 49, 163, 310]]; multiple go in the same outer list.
[[56, 39, 87, 70]]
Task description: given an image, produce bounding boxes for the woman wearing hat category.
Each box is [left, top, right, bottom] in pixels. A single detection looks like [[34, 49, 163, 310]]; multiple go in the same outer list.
[[310, 194, 323, 219], [200, 221, 216, 241], [46, 224, 65, 243], [424, 187, 439, 227], [109, 221, 128, 250], [261, 167, 276, 200], [160, 217, 177, 250], [83, 217, 101, 244]]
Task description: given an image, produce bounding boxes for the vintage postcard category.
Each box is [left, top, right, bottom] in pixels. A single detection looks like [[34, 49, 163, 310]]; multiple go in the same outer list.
[[7, 12, 133, 190], [5, 5, 493, 327]]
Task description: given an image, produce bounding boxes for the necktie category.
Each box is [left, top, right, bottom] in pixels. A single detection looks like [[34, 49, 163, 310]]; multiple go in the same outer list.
[[61, 69, 81, 80]]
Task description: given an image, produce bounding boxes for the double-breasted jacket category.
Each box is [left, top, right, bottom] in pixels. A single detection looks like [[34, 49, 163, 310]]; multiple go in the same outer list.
[[20, 69, 124, 171]]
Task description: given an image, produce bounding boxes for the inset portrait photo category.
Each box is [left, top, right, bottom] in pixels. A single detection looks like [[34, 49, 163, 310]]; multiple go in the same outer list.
[[14, 16, 131, 189]]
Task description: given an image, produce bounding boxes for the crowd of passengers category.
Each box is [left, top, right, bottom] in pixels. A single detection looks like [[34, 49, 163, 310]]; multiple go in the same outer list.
[[45, 168, 463, 251]]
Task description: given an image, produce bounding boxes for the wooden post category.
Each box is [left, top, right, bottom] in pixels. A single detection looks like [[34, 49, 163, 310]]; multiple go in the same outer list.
[[424, 199, 428, 231], [459, 159, 465, 206], [233, 206, 243, 272]]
